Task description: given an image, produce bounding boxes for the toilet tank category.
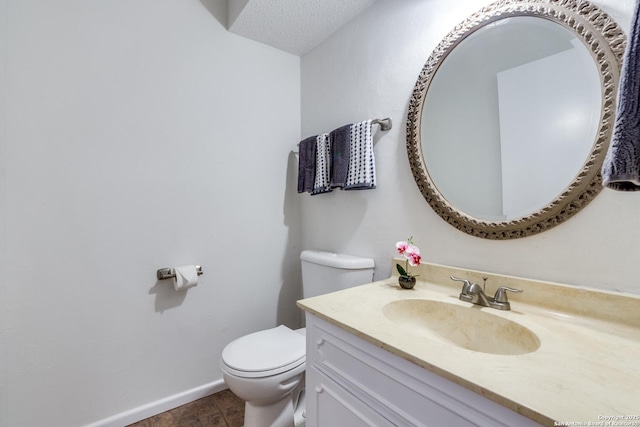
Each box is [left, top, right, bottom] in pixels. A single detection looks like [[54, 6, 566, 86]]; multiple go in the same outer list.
[[300, 250, 375, 299]]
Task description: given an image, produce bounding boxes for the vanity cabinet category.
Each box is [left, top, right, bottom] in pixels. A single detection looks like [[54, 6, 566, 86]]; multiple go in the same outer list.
[[305, 313, 542, 427]]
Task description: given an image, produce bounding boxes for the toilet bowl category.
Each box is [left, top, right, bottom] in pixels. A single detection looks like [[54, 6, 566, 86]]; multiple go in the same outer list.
[[220, 326, 306, 427], [220, 250, 375, 427]]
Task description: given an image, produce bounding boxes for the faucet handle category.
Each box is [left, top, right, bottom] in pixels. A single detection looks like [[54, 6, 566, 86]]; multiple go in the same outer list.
[[493, 286, 523, 303], [450, 276, 473, 292]]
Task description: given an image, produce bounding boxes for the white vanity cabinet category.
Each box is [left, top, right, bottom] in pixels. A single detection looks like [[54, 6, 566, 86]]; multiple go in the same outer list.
[[305, 313, 542, 427]]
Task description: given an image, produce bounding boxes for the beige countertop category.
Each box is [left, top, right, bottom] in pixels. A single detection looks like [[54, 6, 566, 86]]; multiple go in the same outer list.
[[297, 261, 640, 426]]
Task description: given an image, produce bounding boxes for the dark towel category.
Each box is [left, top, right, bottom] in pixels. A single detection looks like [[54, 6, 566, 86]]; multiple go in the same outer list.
[[297, 136, 317, 193], [329, 124, 351, 188], [602, 0, 640, 190]]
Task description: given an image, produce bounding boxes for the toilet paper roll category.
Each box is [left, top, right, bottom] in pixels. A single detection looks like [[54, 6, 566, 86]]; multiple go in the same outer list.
[[173, 265, 199, 291]]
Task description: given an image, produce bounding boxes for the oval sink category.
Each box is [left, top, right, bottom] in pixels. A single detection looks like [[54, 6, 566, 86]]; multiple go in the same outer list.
[[382, 299, 540, 355]]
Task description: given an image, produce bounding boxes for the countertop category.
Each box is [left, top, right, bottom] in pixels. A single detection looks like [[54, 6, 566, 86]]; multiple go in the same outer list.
[[297, 261, 640, 426]]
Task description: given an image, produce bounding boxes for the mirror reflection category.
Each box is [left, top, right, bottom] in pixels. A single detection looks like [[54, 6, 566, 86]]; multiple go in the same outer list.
[[421, 17, 602, 221]]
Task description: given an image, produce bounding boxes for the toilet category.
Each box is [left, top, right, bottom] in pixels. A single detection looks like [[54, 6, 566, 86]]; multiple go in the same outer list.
[[220, 250, 375, 427]]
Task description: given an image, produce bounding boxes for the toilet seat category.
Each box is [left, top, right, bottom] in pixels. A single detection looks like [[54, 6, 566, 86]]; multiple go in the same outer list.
[[221, 325, 306, 378]]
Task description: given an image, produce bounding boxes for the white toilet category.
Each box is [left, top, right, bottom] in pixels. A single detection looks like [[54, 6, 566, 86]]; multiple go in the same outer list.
[[220, 250, 375, 427]]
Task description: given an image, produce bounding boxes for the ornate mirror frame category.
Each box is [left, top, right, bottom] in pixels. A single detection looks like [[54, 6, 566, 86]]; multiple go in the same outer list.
[[406, 0, 626, 239]]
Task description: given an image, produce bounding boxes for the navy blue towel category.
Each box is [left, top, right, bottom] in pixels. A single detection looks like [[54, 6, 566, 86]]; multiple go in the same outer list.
[[329, 124, 351, 189], [602, 0, 640, 191], [297, 136, 317, 193]]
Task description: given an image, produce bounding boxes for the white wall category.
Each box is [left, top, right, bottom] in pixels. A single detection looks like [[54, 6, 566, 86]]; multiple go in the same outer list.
[[300, 0, 640, 295], [0, 0, 301, 426], [498, 41, 601, 218]]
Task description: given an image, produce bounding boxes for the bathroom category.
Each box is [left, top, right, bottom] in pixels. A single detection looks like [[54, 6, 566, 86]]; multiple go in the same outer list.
[[0, 0, 638, 426]]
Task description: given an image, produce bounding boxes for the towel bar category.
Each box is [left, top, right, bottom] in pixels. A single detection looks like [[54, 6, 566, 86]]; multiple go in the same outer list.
[[156, 265, 203, 280], [295, 117, 392, 150], [371, 117, 392, 131]]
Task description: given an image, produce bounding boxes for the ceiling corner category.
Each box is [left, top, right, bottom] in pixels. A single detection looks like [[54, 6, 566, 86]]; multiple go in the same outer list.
[[226, 0, 378, 56]]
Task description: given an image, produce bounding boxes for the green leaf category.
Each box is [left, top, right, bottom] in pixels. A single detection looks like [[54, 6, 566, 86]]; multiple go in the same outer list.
[[396, 263, 408, 277]]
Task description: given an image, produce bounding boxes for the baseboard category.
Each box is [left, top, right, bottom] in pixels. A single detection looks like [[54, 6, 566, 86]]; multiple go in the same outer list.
[[85, 379, 228, 427]]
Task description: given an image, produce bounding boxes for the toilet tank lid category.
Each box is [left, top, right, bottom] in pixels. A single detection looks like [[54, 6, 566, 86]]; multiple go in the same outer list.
[[300, 250, 374, 269]]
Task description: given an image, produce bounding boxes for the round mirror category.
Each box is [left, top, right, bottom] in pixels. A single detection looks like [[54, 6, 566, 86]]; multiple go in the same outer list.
[[406, 0, 625, 239]]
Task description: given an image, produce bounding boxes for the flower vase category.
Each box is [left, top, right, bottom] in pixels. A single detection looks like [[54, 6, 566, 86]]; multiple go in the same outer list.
[[398, 276, 416, 289]]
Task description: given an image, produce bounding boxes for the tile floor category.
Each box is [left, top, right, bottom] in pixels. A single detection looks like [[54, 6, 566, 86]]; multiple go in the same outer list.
[[127, 389, 244, 427]]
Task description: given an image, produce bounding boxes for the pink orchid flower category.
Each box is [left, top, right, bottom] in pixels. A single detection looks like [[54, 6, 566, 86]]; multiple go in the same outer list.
[[407, 250, 421, 267], [396, 241, 410, 255]]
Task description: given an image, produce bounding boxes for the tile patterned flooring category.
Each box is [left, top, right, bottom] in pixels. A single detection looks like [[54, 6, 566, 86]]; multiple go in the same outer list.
[[127, 389, 244, 427]]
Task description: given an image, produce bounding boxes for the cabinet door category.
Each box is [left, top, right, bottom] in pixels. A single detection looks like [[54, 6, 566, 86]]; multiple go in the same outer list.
[[307, 367, 394, 427]]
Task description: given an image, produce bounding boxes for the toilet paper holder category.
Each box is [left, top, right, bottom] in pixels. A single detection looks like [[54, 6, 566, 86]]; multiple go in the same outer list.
[[157, 265, 204, 280]]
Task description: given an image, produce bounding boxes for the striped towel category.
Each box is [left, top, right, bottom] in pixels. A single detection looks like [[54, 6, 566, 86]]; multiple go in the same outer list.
[[345, 119, 376, 190], [312, 133, 332, 195]]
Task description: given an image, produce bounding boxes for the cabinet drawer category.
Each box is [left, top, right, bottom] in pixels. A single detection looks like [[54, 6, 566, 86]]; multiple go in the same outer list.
[[307, 367, 394, 427]]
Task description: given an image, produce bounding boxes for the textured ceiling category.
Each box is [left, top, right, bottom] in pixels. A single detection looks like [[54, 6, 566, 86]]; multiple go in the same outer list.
[[227, 0, 378, 56]]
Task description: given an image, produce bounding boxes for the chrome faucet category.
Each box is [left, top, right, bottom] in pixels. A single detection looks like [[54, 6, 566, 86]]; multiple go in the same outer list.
[[451, 276, 522, 311]]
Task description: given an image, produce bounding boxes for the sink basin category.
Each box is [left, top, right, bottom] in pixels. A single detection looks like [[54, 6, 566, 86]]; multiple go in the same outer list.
[[382, 299, 540, 355]]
